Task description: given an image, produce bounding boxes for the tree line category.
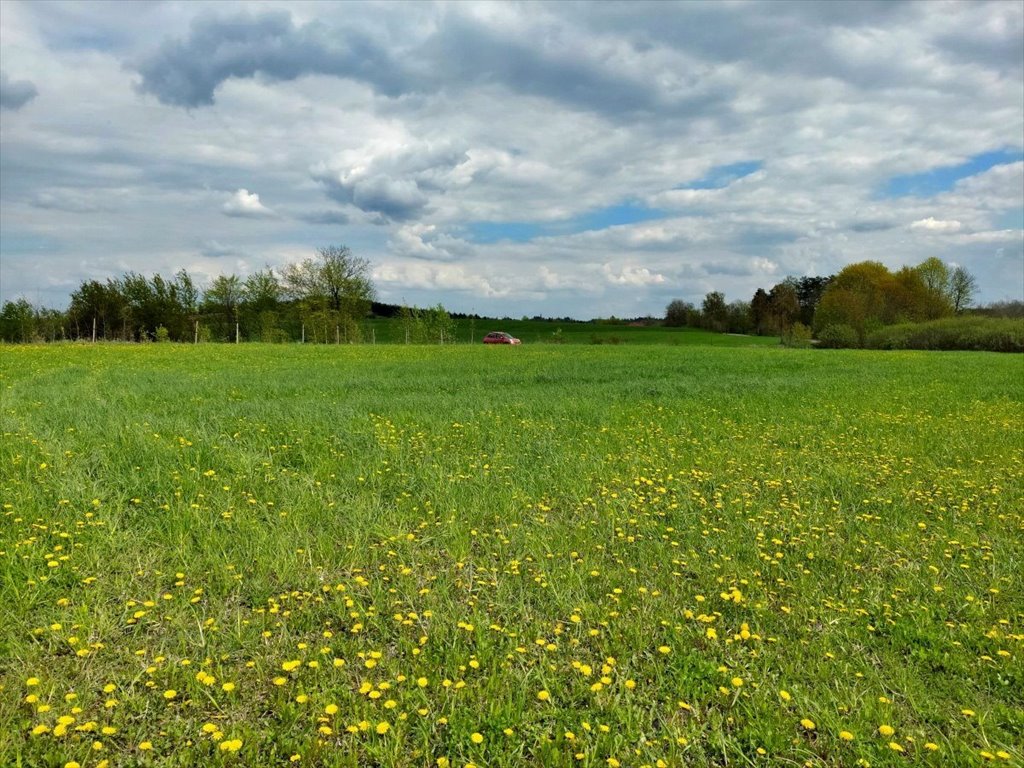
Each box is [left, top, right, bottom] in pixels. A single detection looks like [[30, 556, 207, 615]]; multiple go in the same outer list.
[[1, 246, 375, 344], [662, 258, 1001, 347]]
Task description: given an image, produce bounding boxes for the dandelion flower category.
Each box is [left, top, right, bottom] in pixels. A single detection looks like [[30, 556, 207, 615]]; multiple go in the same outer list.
[[537, 690, 551, 701], [839, 731, 854, 741], [800, 719, 816, 730], [470, 732, 484, 744], [878, 725, 894, 737]]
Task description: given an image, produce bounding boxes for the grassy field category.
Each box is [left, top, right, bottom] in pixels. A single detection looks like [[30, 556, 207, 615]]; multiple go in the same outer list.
[[361, 319, 781, 347], [1, 343, 1022, 768]]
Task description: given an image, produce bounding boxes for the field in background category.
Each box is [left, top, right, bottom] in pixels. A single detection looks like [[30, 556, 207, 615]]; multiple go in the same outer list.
[[362, 318, 781, 347], [2, 344, 1021, 767]]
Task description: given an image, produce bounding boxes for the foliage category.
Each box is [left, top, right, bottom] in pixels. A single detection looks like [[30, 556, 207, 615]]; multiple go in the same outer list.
[[1, 345, 1021, 768], [780, 321, 813, 348], [701, 291, 728, 332], [817, 323, 860, 348], [664, 299, 691, 327], [866, 316, 1024, 352]]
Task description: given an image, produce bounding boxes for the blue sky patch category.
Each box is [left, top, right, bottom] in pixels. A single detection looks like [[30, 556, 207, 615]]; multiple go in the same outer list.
[[881, 148, 1024, 198], [677, 161, 763, 190]]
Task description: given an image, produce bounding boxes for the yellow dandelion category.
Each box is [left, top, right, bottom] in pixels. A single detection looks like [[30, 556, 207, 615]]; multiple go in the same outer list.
[[470, 732, 484, 744]]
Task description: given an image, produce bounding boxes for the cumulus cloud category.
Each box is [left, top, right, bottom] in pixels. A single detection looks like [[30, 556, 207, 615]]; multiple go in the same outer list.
[[311, 140, 469, 221], [222, 189, 275, 218], [910, 217, 963, 233], [601, 264, 667, 286], [0, 71, 38, 110], [2, 1, 1023, 314]]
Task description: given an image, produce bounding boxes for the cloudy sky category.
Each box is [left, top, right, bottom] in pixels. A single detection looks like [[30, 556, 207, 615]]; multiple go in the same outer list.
[[1, 0, 1022, 318]]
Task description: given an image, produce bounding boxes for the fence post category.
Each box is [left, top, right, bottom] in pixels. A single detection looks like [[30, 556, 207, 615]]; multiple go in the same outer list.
[[194, 320, 199, 344]]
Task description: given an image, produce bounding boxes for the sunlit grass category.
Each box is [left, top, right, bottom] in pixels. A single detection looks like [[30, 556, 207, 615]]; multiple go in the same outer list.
[[1, 343, 1021, 767]]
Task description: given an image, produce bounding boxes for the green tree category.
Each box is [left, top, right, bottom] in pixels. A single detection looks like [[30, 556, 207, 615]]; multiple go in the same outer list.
[[701, 291, 728, 332], [664, 299, 691, 327], [202, 275, 244, 341], [0, 298, 36, 342], [768, 282, 801, 333]]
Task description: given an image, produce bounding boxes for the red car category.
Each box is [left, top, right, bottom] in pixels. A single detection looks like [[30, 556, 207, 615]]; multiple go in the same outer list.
[[483, 331, 521, 345]]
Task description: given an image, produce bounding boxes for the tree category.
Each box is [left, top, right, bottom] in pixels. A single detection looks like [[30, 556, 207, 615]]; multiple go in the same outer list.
[[202, 275, 244, 341], [750, 289, 771, 334], [701, 292, 728, 332], [913, 257, 953, 319], [814, 261, 896, 346], [793, 275, 833, 326], [664, 299, 691, 327], [768, 281, 800, 333], [282, 245, 374, 315], [949, 266, 977, 313], [0, 298, 36, 342]]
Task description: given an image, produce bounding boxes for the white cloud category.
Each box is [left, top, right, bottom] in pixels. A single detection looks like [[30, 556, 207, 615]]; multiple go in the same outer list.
[[0, 0, 1021, 315], [222, 189, 275, 218], [910, 217, 963, 233]]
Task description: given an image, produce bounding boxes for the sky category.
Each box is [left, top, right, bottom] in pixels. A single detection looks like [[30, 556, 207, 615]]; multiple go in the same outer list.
[[1, 0, 1022, 319]]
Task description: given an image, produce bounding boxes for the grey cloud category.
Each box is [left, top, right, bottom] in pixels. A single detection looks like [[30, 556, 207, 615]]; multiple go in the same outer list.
[[311, 140, 469, 221], [132, 7, 729, 119], [133, 10, 411, 107], [0, 72, 38, 110], [298, 209, 350, 225], [316, 172, 429, 221], [849, 220, 898, 233]]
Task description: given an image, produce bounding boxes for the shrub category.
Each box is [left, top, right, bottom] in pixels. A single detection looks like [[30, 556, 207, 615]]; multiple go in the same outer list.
[[817, 323, 859, 348], [154, 325, 170, 343], [781, 322, 813, 348], [867, 317, 1024, 352]]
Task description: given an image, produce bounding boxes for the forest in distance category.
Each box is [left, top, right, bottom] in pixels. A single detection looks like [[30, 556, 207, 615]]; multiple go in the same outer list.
[[1, 245, 1022, 351]]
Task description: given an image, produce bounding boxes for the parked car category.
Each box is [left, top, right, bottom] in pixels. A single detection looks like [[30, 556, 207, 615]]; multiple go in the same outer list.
[[483, 331, 521, 345]]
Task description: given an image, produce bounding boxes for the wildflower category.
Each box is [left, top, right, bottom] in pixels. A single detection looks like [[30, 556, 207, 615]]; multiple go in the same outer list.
[[779, 690, 791, 702], [219, 739, 242, 752], [163, 689, 177, 700], [537, 690, 551, 701], [376, 721, 390, 734], [470, 732, 484, 744], [878, 725, 894, 737], [839, 731, 854, 741], [139, 741, 153, 751], [731, 677, 743, 688], [658, 645, 671, 654], [889, 742, 905, 752], [418, 677, 429, 687], [222, 682, 235, 692], [924, 743, 939, 751], [800, 719, 816, 730]]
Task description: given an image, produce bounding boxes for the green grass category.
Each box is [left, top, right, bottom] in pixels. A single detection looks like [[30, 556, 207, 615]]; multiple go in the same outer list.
[[1, 344, 1022, 768], [362, 318, 780, 346]]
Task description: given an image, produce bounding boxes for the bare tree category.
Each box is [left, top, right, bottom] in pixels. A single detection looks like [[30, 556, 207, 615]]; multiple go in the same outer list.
[[949, 266, 977, 313]]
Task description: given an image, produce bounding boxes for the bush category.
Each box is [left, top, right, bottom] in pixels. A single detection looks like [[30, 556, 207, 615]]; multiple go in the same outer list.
[[817, 324, 859, 348], [781, 322, 813, 348], [867, 317, 1024, 352], [154, 325, 170, 343]]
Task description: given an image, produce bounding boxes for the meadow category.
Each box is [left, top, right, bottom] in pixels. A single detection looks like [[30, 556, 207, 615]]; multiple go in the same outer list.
[[1, 342, 1022, 768]]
